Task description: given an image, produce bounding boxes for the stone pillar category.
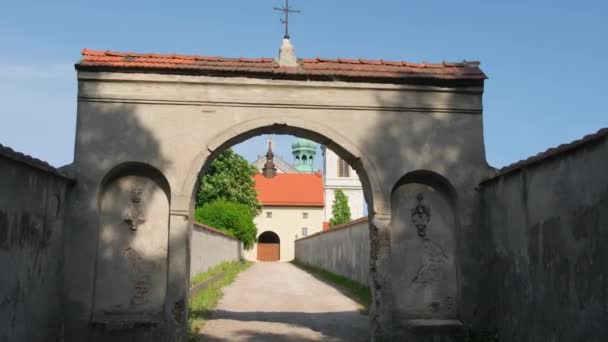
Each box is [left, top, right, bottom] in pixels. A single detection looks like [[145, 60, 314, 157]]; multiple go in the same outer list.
[[165, 207, 191, 342], [369, 214, 393, 341]]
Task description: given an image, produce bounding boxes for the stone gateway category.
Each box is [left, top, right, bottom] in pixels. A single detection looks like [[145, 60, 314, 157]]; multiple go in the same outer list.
[[63, 43, 489, 341]]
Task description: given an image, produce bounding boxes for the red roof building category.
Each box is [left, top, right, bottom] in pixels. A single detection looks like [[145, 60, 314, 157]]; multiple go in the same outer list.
[[253, 172, 324, 207]]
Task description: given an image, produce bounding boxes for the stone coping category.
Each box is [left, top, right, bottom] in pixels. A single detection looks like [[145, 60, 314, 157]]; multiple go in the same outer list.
[[481, 127, 608, 184], [0, 143, 75, 182], [295, 216, 369, 242], [192, 221, 239, 241]]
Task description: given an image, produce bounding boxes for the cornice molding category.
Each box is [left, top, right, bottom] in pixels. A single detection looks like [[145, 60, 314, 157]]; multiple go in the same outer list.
[[77, 96, 483, 115]]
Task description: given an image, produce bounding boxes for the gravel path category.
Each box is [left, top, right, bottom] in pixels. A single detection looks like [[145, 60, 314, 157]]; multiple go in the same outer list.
[[200, 262, 370, 342]]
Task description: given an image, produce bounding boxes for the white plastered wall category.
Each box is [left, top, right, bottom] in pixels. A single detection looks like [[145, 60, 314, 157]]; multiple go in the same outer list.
[[244, 206, 324, 262]]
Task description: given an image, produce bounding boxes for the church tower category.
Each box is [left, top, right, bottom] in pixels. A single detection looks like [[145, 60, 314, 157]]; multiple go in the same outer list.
[[291, 138, 317, 173], [262, 140, 277, 178]]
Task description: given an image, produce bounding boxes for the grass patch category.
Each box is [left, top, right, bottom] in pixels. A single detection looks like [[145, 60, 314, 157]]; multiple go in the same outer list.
[[188, 260, 252, 341], [291, 260, 371, 311], [191, 260, 248, 287]]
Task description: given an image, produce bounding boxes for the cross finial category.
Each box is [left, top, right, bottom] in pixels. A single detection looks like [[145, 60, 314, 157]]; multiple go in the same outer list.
[[274, 0, 300, 39]]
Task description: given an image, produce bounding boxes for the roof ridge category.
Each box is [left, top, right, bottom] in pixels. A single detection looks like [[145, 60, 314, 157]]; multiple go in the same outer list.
[[80, 48, 484, 70], [78, 48, 487, 84]]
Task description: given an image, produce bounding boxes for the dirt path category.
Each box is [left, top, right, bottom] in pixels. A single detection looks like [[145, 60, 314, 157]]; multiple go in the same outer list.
[[199, 262, 370, 341]]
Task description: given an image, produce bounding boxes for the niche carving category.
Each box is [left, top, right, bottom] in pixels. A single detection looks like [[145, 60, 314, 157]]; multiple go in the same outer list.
[[123, 188, 146, 231], [391, 180, 458, 319], [92, 168, 170, 322], [411, 193, 431, 237]]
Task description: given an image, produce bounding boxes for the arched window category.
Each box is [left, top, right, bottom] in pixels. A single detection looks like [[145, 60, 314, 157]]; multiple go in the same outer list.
[[338, 158, 350, 177]]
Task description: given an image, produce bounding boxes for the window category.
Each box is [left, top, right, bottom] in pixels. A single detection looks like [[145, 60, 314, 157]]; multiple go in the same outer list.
[[266, 212, 272, 218], [302, 212, 308, 219], [338, 158, 350, 177], [302, 227, 308, 237]]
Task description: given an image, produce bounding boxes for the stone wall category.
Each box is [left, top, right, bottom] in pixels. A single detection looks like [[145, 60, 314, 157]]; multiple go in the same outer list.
[[190, 222, 242, 279], [0, 145, 73, 342], [477, 130, 608, 341], [294, 217, 370, 286]]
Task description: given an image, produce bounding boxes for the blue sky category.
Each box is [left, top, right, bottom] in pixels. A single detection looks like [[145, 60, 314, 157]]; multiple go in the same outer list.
[[0, 0, 606, 170]]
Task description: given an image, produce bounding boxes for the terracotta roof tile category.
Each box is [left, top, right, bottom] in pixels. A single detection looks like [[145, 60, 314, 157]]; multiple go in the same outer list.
[[77, 49, 487, 85], [481, 127, 608, 183], [254, 173, 324, 207]]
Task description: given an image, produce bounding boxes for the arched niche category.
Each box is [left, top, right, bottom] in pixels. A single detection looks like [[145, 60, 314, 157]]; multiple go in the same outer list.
[[92, 162, 171, 322], [390, 170, 459, 320]]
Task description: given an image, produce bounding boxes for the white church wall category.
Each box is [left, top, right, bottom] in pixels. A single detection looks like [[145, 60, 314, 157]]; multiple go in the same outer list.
[[244, 206, 324, 262], [323, 147, 366, 221]]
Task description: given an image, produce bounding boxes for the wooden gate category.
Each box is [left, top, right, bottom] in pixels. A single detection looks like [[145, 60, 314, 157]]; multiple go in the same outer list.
[[257, 243, 280, 262], [257, 231, 281, 262]]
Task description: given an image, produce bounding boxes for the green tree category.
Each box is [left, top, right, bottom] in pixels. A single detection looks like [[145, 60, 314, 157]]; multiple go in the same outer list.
[[196, 148, 261, 216], [329, 189, 352, 227], [195, 199, 257, 249]]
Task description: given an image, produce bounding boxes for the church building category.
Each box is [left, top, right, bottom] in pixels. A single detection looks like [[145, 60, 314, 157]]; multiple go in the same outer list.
[[321, 146, 366, 223], [245, 137, 366, 262], [244, 140, 325, 262]]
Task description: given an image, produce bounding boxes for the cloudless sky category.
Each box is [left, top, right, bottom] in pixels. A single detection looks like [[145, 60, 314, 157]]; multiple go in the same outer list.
[[0, 0, 606, 169]]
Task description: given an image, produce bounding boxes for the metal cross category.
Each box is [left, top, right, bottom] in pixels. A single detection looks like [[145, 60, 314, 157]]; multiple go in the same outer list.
[[274, 0, 300, 39]]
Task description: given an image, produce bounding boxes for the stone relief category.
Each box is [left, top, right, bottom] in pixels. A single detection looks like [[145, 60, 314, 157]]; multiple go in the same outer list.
[[124, 248, 150, 307], [123, 188, 146, 231], [411, 193, 431, 237], [403, 192, 456, 315], [409, 238, 448, 288]]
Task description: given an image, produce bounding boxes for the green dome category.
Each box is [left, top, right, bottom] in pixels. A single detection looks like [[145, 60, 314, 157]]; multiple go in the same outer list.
[[291, 138, 317, 173], [291, 138, 317, 151]]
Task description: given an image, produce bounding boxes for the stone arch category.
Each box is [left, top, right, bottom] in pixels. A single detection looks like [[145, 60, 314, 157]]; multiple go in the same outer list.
[[178, 116, 387, 217], [389, 170, 460, 321], [92, 162, 171, 322], [177, 117, 392, 335]]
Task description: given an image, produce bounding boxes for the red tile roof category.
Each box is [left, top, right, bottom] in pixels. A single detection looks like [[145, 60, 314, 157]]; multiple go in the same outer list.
[[76, 49, 486, 85], [254, 173, 324, 207], [481, 127, 608, 183]]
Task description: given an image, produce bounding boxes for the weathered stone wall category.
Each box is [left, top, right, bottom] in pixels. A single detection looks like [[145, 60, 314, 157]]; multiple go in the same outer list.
[[477, 134, 608, 341], [190, 222, 242, 279], [295, 217, 370, 286], [0, 147, 73, 342]]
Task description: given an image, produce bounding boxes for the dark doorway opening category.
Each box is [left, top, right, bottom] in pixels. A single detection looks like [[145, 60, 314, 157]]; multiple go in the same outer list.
[[257, 231, 280, 262]]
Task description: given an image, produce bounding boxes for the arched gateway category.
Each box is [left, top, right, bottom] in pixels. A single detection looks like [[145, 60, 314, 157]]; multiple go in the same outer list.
[[257, 231, 281, 262], [64, 44, 489, 341]]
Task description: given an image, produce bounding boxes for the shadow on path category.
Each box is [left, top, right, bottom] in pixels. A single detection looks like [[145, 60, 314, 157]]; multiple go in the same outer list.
[[196, 309, 368, 341]]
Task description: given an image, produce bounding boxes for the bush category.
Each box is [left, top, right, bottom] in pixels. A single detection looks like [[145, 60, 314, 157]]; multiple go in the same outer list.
[[195, 199, 257, 250]]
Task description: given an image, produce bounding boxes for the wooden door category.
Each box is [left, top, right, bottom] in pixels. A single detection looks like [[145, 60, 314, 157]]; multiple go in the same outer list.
[[257, 243, 280, 262]]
